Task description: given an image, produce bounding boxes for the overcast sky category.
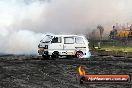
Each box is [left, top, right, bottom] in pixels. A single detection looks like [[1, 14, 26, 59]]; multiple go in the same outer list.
[[0, 0, 132, 33]]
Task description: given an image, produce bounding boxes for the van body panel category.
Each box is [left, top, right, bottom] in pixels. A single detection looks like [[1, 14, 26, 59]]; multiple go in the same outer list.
[[38, 34, 89, 57]]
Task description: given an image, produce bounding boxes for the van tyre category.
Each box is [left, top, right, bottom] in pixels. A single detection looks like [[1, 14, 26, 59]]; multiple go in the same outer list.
[[51, 51, 59, 60], [75, 51, 83, 58]]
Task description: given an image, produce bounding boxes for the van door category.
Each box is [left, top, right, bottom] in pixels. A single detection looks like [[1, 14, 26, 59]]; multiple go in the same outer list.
[[75, 37, 86, 54], [63, 37, 75, 55], [49, 37, 63, 50]]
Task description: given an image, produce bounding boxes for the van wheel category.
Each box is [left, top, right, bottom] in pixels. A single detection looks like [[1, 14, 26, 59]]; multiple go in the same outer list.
[[75, 51, 83, 58], [51, 51, 59, 60]]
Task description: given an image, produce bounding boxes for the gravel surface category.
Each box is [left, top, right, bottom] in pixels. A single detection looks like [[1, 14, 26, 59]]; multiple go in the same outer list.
[[0, 55, 132, 88]]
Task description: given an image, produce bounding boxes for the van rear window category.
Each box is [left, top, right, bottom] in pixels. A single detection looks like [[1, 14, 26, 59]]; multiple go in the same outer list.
[[64, 37, 74, 44], [75, 37, 84, 44]]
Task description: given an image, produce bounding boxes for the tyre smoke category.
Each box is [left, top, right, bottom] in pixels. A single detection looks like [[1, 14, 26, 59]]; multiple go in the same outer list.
[[0, 0, 131, 55], [0, 29, 44, 55], [0, 0, 47, 55]]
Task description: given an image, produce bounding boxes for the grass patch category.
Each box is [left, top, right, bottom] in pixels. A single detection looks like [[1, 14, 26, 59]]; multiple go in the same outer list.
[[99, 45, 132, 52]]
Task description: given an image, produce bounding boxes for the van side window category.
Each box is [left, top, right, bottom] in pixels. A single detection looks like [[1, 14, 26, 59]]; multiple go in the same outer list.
[[75, 37, 84, 44], [51, 37, 61, 43], [64, 37, 74, 44]]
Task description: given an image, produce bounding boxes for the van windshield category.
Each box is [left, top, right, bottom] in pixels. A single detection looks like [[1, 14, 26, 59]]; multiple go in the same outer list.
[[41, 35, 53, 43]]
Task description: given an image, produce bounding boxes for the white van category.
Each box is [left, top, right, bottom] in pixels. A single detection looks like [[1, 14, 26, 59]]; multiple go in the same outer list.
[[38, 34, 89, 59]]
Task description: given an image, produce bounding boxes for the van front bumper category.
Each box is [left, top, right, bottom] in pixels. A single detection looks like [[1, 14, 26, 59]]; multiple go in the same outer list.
[[38, 50, 43, 55], [38, 48, 48, 55]]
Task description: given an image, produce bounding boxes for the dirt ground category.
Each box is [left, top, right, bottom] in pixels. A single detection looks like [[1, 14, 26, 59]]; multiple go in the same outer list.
[[0, 55, 132, 88]]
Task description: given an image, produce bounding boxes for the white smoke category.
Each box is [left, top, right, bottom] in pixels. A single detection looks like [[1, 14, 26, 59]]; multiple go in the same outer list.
[[0, 0, 47, 55], [0, 0, 131, 32], [0, 29, 44, 55], [0, 0, 132, 54]]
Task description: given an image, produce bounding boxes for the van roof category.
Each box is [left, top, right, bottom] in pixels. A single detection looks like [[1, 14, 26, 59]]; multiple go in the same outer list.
[[53, 34, 85, 37]]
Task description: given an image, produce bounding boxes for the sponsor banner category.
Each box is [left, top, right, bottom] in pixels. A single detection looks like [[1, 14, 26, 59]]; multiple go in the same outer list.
[[83, 75, 130, 83]]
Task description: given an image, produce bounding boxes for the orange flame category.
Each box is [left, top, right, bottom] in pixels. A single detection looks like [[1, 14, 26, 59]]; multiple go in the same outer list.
[[78, 65, 86, 76]]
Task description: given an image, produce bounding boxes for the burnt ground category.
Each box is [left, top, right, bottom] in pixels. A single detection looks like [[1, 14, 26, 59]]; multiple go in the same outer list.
[[0, 55, 132, 88]]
